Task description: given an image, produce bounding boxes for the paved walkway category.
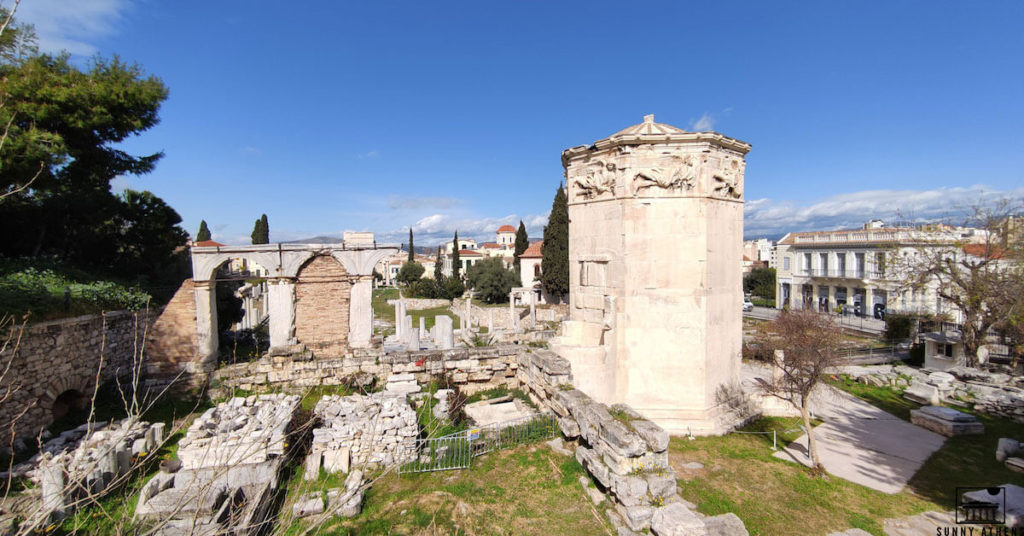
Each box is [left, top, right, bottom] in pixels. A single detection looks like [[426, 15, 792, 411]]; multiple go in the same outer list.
[[743, 364, 946, 494]]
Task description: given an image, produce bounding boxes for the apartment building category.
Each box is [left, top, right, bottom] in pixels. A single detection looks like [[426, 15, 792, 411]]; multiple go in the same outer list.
[[774, 221, 983, 322]]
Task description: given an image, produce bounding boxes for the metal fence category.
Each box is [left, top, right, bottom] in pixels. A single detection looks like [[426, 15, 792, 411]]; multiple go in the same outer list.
[[399, 412, 558, 474]]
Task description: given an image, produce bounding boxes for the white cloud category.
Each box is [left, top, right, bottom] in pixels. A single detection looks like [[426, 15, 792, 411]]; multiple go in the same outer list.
[[744, 185, 1024, 239], [387, 196, 463, 210], [16, 0, 128, 55], [691, 113, 714, 131], [356, 150, 380, 160], [377, 212, 550, 245]]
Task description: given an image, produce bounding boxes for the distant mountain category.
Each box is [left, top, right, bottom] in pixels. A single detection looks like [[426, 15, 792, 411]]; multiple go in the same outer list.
[[284, 236, 345, 244]]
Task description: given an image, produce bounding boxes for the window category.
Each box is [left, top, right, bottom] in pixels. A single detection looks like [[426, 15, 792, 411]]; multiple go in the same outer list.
[[783, 257, 791, 271], [534, 265, 541, 277]]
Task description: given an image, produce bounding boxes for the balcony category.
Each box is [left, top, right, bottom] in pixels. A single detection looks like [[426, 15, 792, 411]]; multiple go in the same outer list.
[[808, 269, 865, 279]]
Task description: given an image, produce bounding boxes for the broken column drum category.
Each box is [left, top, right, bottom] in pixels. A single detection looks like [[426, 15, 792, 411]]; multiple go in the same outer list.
[[553, 115, 751, 435]]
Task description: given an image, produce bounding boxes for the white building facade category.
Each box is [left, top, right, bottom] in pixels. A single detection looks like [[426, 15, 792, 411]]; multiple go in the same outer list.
[[774, 223, 983, 323]]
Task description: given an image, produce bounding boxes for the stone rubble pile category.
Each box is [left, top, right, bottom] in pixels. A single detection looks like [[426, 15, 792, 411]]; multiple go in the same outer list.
[[838, 364, 1024, 423], [134, 394, 300, 535], [310, 392, 418, 471], [176, 394, 298, 469], [16, 418, 165, 523], [292, 469, 366, 519], [519, 350, 749, 536]]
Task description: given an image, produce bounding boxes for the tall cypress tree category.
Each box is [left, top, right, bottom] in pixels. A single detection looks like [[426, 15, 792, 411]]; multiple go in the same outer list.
[[541, 186, 569, 298], [196, 220, 211, 242], [513, 220, 529, 275], [434, 245, 443, 280], [259, 214, 269, 243], [408, 228, 414, 263], [452, 231, 461, 280]]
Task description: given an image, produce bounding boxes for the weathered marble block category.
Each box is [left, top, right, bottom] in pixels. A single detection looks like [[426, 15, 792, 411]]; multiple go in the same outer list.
[[910, 406, 984, 437]]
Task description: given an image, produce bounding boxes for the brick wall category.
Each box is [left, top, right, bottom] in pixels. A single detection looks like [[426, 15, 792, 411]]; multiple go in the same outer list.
[[144, 278, 199, 384], [295, 255, 351, 358]]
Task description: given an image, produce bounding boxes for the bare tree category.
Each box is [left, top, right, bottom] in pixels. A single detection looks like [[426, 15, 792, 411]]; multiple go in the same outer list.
[[756, 309, 842, 472], [888, 200, 1024, 365]]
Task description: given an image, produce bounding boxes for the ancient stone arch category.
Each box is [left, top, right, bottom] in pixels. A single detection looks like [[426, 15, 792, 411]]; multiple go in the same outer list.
[[294, 254, 351, 356], [185, 235, 398, 374]]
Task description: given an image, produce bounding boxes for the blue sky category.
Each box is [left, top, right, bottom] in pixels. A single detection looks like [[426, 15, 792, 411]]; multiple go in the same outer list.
[[17, 0, 1024, 245]]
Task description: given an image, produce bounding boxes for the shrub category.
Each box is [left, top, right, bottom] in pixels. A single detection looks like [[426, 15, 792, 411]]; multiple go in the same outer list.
[[396, 262, 425, 285], [883, 313, 916, 342]]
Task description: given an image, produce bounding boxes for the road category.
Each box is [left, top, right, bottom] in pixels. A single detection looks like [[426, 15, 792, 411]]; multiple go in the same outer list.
[[744, 306, 886, 335]]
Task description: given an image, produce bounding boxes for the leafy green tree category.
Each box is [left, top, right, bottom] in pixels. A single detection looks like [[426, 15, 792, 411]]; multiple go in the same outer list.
[[467, 257, 518, 304], [196, 220, 212, 242], [541, 186, 569, 299], [113, 190, 189, 289], [452, 231, 461, 280], [251, 214, 269, 244], [513, 220, 529, 275], [396, 262, 425, 285], [434, 246, 443, 280], [0, 37, 180, 295], [743, 267, 776, 299]]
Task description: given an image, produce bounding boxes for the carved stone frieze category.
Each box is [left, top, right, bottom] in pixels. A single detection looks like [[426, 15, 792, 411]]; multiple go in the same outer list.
[[572, 159, 617, 200], [631, 154, 698, 196], [709, 156, 744, 200]]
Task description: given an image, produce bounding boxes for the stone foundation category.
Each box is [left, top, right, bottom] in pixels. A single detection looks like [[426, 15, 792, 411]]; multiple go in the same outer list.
[[210, 345, 523, 396]]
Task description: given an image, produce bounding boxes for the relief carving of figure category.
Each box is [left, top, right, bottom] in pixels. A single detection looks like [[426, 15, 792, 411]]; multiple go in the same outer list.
[[573, 160, 617, 199], [711, 157, 744, 199], [632, 154, 698, 195]]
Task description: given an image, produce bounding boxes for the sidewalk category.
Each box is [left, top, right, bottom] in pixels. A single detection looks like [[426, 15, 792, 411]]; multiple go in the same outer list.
[[773, 385, 945, 494]]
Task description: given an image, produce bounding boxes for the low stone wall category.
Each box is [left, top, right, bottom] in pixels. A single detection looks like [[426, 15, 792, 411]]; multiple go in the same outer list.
[[388, 298, 451, 310], [1, 310, 153, 447], [210, 345, 523, 396], [517, 350, 748, 535], [310, 393, 418, 471]]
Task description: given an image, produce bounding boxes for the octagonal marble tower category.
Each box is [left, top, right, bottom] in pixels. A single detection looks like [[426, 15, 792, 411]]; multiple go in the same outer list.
[[551, 114, 751, 435]]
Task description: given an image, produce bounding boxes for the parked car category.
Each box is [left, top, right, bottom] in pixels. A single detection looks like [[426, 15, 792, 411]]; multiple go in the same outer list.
[[742, 297, 754, 312]]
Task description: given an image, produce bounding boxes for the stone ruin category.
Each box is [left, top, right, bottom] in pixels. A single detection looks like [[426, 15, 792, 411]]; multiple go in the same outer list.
[[553, 115, 752, 436], [384, 300, 454, 352], [135, 394, 300, 535], [519, 349, 749, 535], [8, 418, 165, 525], [308, 391, 418, 473]]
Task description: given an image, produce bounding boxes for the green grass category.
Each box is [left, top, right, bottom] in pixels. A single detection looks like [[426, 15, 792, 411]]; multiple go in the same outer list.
[[408, 305, 458, 331], [372, 287, 399, 322], [672, 417, 934, 536], [283, 444, 609, 536], [676, 382, 1024, 536]]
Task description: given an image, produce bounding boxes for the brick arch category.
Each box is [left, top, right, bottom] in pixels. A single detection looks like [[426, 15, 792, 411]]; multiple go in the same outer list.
[[294, 255, 351, 357]]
